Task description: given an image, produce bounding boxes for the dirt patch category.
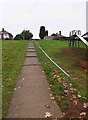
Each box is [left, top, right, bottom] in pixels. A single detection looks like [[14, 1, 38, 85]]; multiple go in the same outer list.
[[64, 102, 87, 119], [80, 59, 88, 71], [59, 48, 78, 57], [51, 71, 88, 119]]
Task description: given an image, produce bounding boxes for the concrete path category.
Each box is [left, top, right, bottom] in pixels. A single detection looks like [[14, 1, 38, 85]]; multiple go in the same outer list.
[[8, 41, 63, 118]]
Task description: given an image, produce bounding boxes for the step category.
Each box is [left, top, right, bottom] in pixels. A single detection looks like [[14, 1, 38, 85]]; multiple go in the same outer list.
[[24, 57, 40, 66], [25, 52, 37, 57]]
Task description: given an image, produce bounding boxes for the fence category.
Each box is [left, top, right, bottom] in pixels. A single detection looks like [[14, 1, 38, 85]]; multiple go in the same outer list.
[[34, 40, 71, 108]]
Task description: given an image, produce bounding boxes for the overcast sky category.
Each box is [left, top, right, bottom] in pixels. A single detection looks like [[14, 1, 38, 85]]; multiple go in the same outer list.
[[0, 0, 87, 38]]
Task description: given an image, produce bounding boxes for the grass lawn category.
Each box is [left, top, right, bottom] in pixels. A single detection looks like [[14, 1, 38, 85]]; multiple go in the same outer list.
[[2, 40, 28, 117], [34, 40, 88, 118]]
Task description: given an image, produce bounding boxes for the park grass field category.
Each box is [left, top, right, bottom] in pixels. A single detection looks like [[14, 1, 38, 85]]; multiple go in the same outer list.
[[35, 40, 88, 118], [2, 40, 28, 117]]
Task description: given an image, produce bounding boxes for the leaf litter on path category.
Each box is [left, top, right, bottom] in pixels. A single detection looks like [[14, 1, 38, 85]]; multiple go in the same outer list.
[[45, 112, 52, 118]]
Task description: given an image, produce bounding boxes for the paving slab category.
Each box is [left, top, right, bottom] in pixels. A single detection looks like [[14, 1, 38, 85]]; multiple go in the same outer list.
[[26, 52, 37, 57], [28, 47, 35, 49], [27, 49, 35, 52], [24, 57, 40, 66]]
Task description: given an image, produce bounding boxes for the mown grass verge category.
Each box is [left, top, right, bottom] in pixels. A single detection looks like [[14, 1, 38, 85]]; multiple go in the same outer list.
[[34, 40, 88, 118], [2, 40, 29, 117]]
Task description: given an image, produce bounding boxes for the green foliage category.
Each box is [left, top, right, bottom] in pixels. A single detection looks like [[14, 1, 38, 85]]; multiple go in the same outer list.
[[14, 34, 23, 40], [52, 84, 64, 95], [2, 40, 28, 117], [21, 30, 33, 40], [45, 30, 48, 36], [14, 30, 33, 40], [61, 101, 69, 112], [39, 26, 48, 39]]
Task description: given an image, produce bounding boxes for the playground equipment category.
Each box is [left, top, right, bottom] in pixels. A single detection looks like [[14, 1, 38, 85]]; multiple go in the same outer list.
[[69, 30, 88, 47]]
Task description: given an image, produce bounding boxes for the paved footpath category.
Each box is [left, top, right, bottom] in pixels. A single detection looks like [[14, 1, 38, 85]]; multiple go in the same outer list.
[[8, 41, 63, 118]]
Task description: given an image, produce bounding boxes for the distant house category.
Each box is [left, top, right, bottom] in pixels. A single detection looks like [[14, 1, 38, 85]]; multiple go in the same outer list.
[[82, 32, 88, 41], [0, 28, 13, 40], [44, 31, 67, 40]]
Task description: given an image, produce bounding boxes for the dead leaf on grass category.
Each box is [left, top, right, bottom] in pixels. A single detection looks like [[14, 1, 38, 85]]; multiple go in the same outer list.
[[14, 88, 16, 91], [73, 88, 76, 91], [83, 97, 87, 99], [78, 94, 81, 98], [62, 112, 65, 116], [83, 103, 87, 108], [50, 84, 52, 87], [70, 83, 72, 86], [73, 100, 78, 105], [72, 95, 76, 99], [80, 112, 86, 116], [64, 90, 68, 94], [53, 75, 57, 78]]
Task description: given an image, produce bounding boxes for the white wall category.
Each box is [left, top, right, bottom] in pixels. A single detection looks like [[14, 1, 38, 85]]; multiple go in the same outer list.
[[3, 34, 9, 39], [0, 34, 2, 39]]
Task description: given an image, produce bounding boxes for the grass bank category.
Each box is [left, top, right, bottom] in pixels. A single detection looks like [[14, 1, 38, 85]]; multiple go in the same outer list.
[[2, 40, 28, 117], [34, 40, 88, 118]]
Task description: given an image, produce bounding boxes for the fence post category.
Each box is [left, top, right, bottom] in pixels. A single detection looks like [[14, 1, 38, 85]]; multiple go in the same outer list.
[[67, 76, 70, 108]]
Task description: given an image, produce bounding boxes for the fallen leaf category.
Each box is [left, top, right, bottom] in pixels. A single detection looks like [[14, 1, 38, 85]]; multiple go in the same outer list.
[[14, 88, 16, 91], [45, 105, 50, 108], [48, 87, 51, 90], [83, 103, 87, 108], [57, 75, 60, 78], [70, 88, 74, 91], [70, 98, 73, 101], [62, 83, 67, 88], [78, 94, 81, 98], [83, 97, 87, 99], [51, 97, 54, 100], [50, 94, 53, 97], [72, 95, 76, 99], [45, 112, 52, 118], [53, 75, 57, 78], [70, 83, 72, 86], [50, 84, 52, 87], [64, 90, 68, 94], [73, 88, 76, 91], [80, 112, 86, 116], [73, 100, 78, 105], [22, 78, 24, 80], [62, 113, 65, 116]]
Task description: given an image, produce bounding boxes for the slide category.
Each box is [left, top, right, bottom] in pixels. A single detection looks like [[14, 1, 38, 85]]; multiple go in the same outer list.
[[76, 34, 88, 46]]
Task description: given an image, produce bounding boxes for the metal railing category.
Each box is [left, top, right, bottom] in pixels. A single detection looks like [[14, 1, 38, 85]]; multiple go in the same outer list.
[[34, 40, 71, 108]]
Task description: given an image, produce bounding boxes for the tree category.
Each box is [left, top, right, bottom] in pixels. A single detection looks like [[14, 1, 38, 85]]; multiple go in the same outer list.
[[45, 30, 48, 36], [14, 34, 23, 40], [21, 30, 33, 40], [39, 26, 46, 39], [14, 30, 33, 40]]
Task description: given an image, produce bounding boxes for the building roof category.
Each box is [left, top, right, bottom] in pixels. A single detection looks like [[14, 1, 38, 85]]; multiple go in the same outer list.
[[0, 28, 13, 37]]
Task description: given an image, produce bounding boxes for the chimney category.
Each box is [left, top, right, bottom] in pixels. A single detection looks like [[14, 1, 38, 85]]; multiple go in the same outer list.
[[2, 28, 4, 32], [59, 31, 61, 35]]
